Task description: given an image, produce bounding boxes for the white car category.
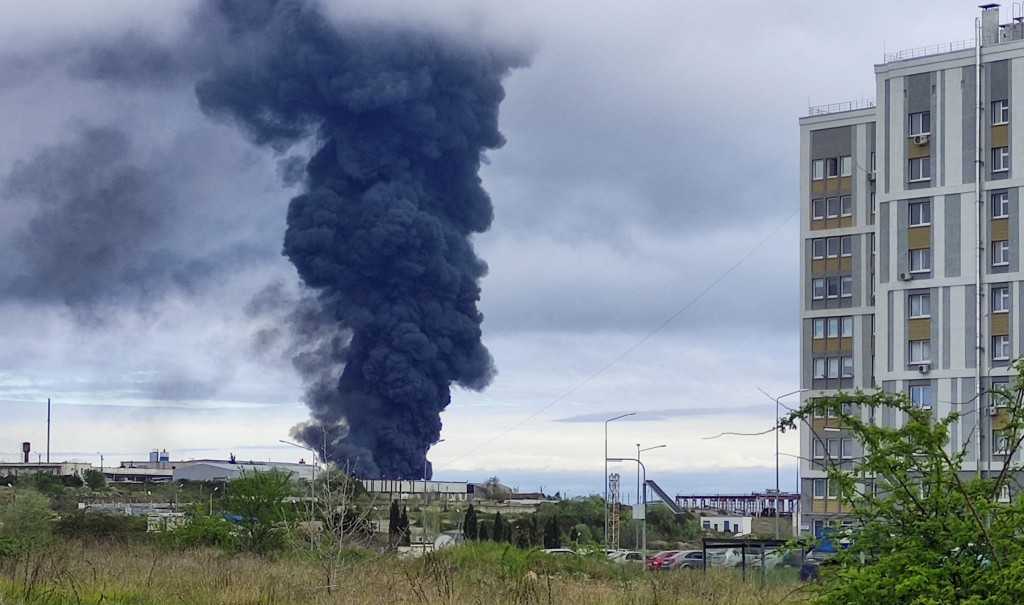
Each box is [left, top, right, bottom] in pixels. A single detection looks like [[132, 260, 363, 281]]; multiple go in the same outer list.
[[608, 550, 645, 565]]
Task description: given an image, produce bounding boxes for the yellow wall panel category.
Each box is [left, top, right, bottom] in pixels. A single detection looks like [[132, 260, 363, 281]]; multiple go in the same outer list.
[[992, 124, 1009, 148], [907, 318, 931, 340], [907, 226, 931, 249], [992, 218, 1009, 241], [991, 312, 1009, 336], [907, 139, 930, 159]]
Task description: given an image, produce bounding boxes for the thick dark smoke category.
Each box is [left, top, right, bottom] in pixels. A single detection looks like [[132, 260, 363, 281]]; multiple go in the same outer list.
[[197, 0, 524, 478]]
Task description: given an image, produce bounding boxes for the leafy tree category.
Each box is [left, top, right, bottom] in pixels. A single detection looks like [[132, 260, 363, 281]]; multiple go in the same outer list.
[[781, 359, 1024, 603], [492, 511, 505, 542], [223, 468, 295, 555], [388, 500, 400, 547], [399, 505, 410, 546], [543, 515, 560, 549], [511, 517, 533, 548], [463, 504, 478, 540], [83, 469, 106, 490]]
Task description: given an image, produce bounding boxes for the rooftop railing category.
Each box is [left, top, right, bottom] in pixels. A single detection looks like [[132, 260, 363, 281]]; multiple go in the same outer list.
[[808, 98, 876, 117], [883, 38, 975, 63]]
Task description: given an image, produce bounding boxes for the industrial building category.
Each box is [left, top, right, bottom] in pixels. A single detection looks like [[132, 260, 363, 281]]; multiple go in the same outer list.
[[799, 5, 1024, 536]]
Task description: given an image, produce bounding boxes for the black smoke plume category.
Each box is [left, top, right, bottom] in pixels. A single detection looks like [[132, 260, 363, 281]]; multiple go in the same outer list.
[[197, 0, 524, 478]]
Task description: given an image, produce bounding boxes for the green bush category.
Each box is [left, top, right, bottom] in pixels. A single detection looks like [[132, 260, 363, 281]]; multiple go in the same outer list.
[[55, 511, 146, 542], [83, 469, 106, 490], [0, 490, 53, 557], [163, 510, 235, 550]]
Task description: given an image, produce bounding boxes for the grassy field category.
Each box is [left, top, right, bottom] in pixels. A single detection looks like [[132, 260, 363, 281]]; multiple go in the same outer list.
[[0, 541, 812, 605]]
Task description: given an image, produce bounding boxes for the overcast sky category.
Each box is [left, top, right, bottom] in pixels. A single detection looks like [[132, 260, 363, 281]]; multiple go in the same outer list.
[[0, 1, 990, 499]]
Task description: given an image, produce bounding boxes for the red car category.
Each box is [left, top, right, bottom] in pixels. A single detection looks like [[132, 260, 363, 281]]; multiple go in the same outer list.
[[647, 550, 681, 571]]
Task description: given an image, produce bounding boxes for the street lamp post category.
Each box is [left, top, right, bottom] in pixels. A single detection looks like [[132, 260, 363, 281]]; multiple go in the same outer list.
[[604, 413, 635, 547], [637, 444, 665, 562], [280, 439, 317, 549], [96, 452, 103, 473], [608, 456, 647, 568], [760, 388, 808, 539], [422, 439, 444, 546]]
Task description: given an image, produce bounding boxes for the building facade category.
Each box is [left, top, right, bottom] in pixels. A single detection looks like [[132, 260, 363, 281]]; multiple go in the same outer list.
[[799, 5, 1024, 536]]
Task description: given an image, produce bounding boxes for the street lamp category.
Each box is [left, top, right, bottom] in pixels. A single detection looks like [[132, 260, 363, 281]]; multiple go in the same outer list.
[[759, 387, 808, 539], [636, 444, 665, 555], [608, 456, 647, 567], [96, 452, 103, 473], [280, 439, 317, 549], [604, 413, 635, 547], [422, 439, 444, 546]]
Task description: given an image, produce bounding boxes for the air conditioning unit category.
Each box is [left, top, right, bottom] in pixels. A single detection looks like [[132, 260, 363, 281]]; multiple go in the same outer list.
[[917, 364, 930, 374], [867, 172, 876, 181], [899, 272, 912, 281], [913, 134, 930, 145], [990, 406, 999, 416]]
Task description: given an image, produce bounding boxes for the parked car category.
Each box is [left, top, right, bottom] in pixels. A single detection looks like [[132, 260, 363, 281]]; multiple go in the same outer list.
[[608, 550, 645, 565], [647, 550, 680, 571], [663, 550, 704, 569], [540, 548, 577, 555], [707, 548, 743, 567]]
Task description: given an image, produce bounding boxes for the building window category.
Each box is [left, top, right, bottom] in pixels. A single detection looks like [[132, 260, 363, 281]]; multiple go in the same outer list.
[[813, 478, 826, 497], [840, 156, 852, 177], [840, 276, 853, 298], [826, 317, 840, 338], [993, 241, 1010, 266], [826, 158, 839, 178], [841, 438, 853, 459], [993, 429, 1010, 455], [993, 335, 1011, 361], [826, 197, 840, 218], [841, 356, 854, 378], [993, 100, 1010, 125], [813, 318, 825, 339], [812, 159, 824, 180], [993, 286, 1010, 313], [840, 235, 852, 257], [827, 480, 839, 498], [813, 358, 826, 379], [909, 200, 931, 226], [840, 195, 852, 217], [812, 278, 825, 300], [812, 198, 825, 220], [826, 438, 839, 458], [999, 484, 1011, 503], [910, 385, 932, 409], [841, 316, 853, 337], [909, 292, 930, 318], [826, 237, 840, 258], [909, 157, 931, 182], [827, 357, 840, 379], [825, 277, 839, 299], [909, 111, 931, 136], [992, 191, 1010, 218], [909, 248, 931, 273], [993, 147, 1010, 173], [812, 238, 825, 259], [909, 339, 931, 364]]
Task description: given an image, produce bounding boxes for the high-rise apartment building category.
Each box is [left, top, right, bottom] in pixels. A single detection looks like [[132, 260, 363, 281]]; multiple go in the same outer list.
[[798, 5, 1024, 536]]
